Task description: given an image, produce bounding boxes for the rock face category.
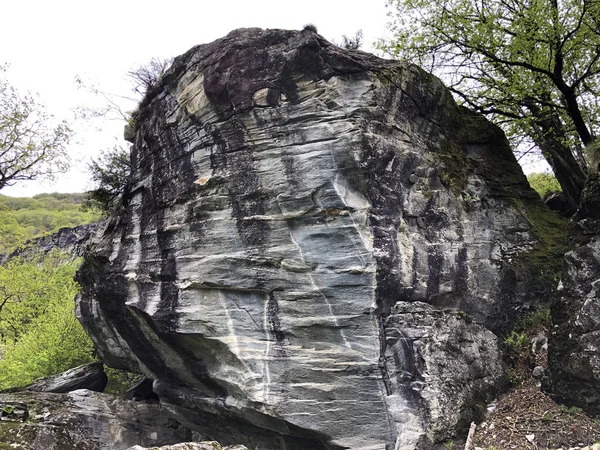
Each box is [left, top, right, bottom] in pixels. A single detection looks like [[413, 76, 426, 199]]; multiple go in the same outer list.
[[76, 28, 565, 449], [24, 361, 108, 394], [0, 389, 192, 449], [127, 443, 248, 450], [1, 222, 100, 264], [548, 172, 600, 413]]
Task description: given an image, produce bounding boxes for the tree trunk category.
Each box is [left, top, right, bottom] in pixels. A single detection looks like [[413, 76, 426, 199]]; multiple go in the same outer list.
[[523, 99, 587, 210]]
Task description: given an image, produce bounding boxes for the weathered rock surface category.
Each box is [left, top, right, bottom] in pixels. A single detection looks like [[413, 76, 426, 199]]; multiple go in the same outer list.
[[0, 389, 192, 449], [548, 172, 600, 414], [384, 302, 505, 447], [24, 361, 108, 394], [127, 443, 248, 450], [76, 28, 565, 449]]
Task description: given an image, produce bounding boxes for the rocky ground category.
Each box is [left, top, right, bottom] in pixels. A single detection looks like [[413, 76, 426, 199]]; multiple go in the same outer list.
[[469, 312, 600, 450]]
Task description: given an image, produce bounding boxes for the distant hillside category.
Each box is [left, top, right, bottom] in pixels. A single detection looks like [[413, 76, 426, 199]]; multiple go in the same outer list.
[[0, 193, 100, 254]]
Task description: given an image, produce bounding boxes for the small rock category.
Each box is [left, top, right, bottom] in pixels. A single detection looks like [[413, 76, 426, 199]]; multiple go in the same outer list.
[[525, 433, 535, 443], [532, 365, 545, 379]]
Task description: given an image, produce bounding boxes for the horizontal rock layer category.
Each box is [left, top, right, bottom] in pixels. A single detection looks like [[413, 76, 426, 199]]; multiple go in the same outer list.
[[77, 28, 564, 449]]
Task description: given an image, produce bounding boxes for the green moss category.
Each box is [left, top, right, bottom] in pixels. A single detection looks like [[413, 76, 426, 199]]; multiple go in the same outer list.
[[0, 422, 31, 449], [438, 150, 469, 195], [512, 198, 568, 290]]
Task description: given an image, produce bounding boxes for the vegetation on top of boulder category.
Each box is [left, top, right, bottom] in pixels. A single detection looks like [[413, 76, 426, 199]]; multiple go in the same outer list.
[[83, 146, 131, 215]]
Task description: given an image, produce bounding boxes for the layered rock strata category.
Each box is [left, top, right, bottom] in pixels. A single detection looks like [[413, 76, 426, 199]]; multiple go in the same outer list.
[[1, 222, 100, 264], [77, 28, 565, 449]]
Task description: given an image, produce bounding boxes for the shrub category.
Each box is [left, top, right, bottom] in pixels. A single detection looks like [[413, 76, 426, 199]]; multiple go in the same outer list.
[[0, 251, 95, 389]]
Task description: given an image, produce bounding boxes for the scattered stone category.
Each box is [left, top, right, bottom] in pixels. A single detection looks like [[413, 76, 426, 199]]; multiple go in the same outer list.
[[0, 402, 28, 422], [532, 366, 545, 379]]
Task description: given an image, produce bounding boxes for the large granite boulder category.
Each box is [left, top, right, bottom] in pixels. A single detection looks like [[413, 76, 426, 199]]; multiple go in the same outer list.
[[547, 172, 600, 413], [76, 28, 565, 449]]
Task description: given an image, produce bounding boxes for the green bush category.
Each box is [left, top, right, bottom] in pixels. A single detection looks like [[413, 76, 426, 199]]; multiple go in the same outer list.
[[0, 251, 95, 389], [527, 172, 562, 198], [104, 366, 143, 396]]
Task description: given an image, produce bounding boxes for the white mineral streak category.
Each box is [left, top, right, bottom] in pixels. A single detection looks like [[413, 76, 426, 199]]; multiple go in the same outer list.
[[152, 72, 390, 448]]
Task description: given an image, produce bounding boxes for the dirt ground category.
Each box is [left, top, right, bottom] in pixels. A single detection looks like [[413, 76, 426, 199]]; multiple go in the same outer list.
[[472, 382, 600, 449]]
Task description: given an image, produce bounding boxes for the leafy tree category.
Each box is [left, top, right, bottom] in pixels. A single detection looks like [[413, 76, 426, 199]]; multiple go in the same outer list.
[[527, 171, 562, 198], [83, 145, 131, 215], [0, 251, 95, 389], [380, 0, 600, 208], [81, 57, 173, 215], [0, 67, 72, 191]]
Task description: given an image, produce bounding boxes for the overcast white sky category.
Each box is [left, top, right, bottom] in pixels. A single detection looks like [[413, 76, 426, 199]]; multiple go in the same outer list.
[[1, 0, 391, 197]]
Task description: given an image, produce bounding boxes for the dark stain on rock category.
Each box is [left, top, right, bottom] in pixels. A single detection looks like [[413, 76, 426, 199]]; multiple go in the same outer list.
[[361, 139, 405, 314], [426, 246, 443, 299], [455, 246, 469, 295], [207, 116, 271, 249], [266, 292, 286, 355], [282, 154, 300, 188]]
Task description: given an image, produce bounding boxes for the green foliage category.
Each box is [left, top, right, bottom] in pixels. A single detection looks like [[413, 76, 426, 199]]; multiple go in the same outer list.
[[0, 251, 95, 389], [559, 404, 583, 415], [527, 172, 562, 198], [504, 331, 528, 353], [84, 145, 131, 215], [0, 193, 99, 254], [0, 67, 72, 191], [104, 366, 142, 396], [503, 309, 552, 386], [586, 140, 600, 172], [443, 441, 454, 450], [514, 308, 551, 333], [505, 366, 524, 386]]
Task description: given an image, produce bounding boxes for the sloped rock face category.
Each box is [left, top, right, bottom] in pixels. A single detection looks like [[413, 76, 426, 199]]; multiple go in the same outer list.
[[548, 172, 600, 414], [76, 28, 565, 449], [0, 389, 192, 449], [0, 222, 101, 264]]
